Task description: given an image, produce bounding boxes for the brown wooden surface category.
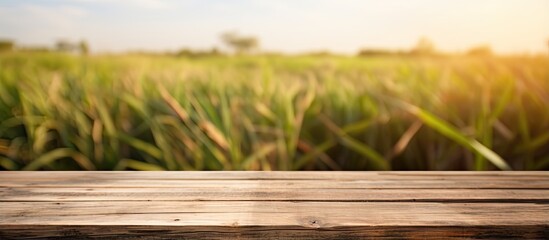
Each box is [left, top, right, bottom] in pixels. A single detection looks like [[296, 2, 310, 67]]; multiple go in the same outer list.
[[0, 171, 548, 239]]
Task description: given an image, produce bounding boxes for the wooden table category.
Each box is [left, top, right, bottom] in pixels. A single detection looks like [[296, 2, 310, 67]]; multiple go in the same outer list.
[[0, 171, 548, 239]]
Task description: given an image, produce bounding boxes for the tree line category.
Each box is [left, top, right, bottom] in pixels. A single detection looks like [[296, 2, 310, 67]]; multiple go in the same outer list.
[[357, 38, 495, 57], [0, 39, 89, 55], [2, 34, 548, 57]]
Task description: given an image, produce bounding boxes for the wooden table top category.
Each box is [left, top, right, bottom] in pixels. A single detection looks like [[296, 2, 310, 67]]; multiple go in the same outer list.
[[1, 171, 548, 239]]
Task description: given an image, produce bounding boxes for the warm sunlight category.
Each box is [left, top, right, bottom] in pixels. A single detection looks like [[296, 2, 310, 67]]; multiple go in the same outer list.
[[1, 0, 548, 54]]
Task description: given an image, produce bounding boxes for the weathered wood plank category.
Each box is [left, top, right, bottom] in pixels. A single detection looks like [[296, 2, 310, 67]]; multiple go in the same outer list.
[[3, 179, 548, 189], [1, 171, 548, 180], [0, 171, 547, 239], [2, 187, 548, 202], [1, 202, 547, 225], [1, 225, 547, 240]]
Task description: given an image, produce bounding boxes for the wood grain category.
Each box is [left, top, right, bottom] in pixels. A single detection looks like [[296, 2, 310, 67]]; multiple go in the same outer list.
[[0, 171, 548, 239]]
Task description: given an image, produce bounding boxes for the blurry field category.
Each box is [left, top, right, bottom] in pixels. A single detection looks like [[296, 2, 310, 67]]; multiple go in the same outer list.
[[0, 52, 548, 171]]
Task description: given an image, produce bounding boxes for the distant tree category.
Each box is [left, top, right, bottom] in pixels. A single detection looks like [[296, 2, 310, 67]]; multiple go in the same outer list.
[[0, 40, 15, 52], [56, 40, 75, 52], [467, 45, 493, 57], [176, 47, 223, 58], [220, 32, 259, 54], [79, 40, 89, 55], [411, 37, 436, 55], [210, 47, 221, 56]]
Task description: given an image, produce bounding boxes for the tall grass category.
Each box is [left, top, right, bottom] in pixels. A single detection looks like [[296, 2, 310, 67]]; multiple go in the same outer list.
[[0, 52, 548, 170]]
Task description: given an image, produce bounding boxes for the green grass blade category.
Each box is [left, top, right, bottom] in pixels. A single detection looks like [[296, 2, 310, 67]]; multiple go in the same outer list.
[[23, 148, 96, 170], [118, 133, 163, 159], [405, 103, 511, 170]]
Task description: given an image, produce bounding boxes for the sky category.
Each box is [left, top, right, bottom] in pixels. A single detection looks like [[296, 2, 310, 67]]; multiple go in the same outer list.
[[0, 0, 548, 54]]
